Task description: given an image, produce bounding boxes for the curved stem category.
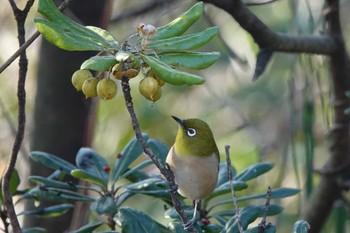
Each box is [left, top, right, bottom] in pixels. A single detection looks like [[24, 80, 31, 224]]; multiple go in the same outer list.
[[120, 76, 196, 232]]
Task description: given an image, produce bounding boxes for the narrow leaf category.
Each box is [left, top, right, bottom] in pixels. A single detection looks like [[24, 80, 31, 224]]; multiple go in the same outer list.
[[235, 162, 274, 182], [159, 52, 220, 70], [22, 227, 47, 233], [86, 26, 120, 50], [237, 188, 300, 202], [72, 221, 104, 233], [141, 54, 204, 85], [18, 204, 74, 218], [24, 187, 94, 203], [29, 176, 89, 190], [91, 196, 117, 216], [111, 134, 149, 183], [75, 148, 109, 185], [80, 55, 118, 72], [30, 151, 76, 173], [119, 207, 161, 233], [71, 169, 107, 188]]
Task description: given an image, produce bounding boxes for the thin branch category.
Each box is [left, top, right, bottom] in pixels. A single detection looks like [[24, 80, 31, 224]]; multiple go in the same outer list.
[[2, 0, 35, 231], [257, 186, 272, 233], [225, 145, 243, 233], [202, 0, 338, 55], [120, 77, 195, 232], [0, 0, 74, 74]]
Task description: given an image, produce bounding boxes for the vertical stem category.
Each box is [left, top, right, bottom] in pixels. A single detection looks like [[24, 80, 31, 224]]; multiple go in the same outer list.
[[120, 77, 195, 232], [2, 1, 34, 232]]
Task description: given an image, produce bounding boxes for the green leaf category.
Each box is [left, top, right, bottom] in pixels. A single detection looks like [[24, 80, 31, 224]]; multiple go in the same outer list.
[[115, 190, 135, 208], [91, 196, 117, 216], [148, 27, 219, 52], [24, 187, 94, 203], [237, 188, 300, 202], [293, 220, 310, 233], [207, 180, 248, 201], [159, 52, 220, 70], [119, 207, 161, 233], [0, 169, 20, 204], [119, 160, 153, 179], [141, 54, 204, 86], [147, 138, 169, 164], [80, 55, 118, 72], [202, 223, 223, 233], [223, 205, 261, 232], [235, 162, 274, 182], [217, 162, 236, 187], [151, 2, 203, 40], [86, 26, 120, 50], [22, 227, 47, 233], [35, 0, 115, 51], [244, 225, 276, 233], [124, 177, 170, 199], [72, 221, 104, 233], [17, 204, 74, 218], [71, 169, 107, 189], [30, 151, 76, 173], [75, 148, 109, 185], [111, 134, 149, 183], [28, 176, 91, 191]]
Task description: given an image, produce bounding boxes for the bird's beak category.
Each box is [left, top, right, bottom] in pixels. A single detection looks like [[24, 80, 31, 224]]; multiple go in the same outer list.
[[171, 116, 186, 130]]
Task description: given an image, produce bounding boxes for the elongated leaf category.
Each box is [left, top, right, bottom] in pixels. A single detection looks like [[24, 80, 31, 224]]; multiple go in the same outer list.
[[81, 55, 118, 72], [147, 138, 169, 164], [207, 180, 248, 201], [111, 134, 149, 183], [237, 188, 300, 202], [244, 225, 276, 233], [18, 204, 74, 218], [223, 205, 261, 232], [0, 169, 20, 204], [124, 177, 169, 199], [29, 176, 89, 190], [35, 0, 115, 51], [91, 196, 117, 216], [159, 52, 220, 70], [30, 151, 76, 173], [75, 148, 109, 185], [141, 54, 204, 85], [22, 227, 47, 233], [119, 207, 161, 233], [71, 169, 107, 188], [72, 221, 104, 233], [86, 26, 119, 50], [24, 187, 94, 203], [217, 162, 236, 187], [151, 2, 203, 40], [119, 160, 153, 179], [115, 190, 135, 208], [148, 27, 219, 52], [235, 162, 274, 182]]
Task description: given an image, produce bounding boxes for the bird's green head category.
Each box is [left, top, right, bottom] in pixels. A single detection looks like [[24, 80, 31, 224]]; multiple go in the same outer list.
[[172, 116, 219, 157]]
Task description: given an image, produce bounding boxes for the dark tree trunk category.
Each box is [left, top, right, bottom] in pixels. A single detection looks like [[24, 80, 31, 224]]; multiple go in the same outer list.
[[23, 1, 110, 232]]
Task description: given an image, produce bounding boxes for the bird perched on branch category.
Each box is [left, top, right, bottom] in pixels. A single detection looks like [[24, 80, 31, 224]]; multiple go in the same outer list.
[[166, 116, 220, 229]]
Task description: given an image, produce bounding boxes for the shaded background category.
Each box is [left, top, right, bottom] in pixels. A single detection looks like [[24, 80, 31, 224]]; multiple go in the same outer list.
[[1, 0, 350, 232]]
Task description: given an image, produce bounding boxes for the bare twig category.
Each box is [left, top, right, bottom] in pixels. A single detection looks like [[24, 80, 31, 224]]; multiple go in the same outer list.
[[120, 76, 195, 232], [2, 0, 35, 232], [225, 145, 243, 233], [257, 186, 272, 233], [0, 0, 74, 74], [202, 0, 338, 55]]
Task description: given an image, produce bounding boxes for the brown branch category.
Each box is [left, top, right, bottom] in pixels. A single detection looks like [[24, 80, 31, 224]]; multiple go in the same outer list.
[[120, 77, 195, 232], [0, 0, 74, 74], [2, 0, 35, 232], [302, 1, 350, 232], [202, 0, 338, 55]]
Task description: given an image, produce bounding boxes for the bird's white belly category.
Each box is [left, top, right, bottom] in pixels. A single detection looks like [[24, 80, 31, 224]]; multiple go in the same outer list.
[[166, 147, 218, 200]]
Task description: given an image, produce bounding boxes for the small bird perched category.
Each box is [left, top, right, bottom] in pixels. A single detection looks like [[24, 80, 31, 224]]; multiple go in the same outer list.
[[166, 116, 220, 229]]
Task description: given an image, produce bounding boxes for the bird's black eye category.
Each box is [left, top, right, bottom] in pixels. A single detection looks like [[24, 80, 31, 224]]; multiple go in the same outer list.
[[186, 128, 196, 137]]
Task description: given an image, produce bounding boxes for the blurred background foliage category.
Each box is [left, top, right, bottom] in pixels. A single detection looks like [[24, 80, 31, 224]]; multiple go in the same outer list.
[[1, 0, 350, 232]]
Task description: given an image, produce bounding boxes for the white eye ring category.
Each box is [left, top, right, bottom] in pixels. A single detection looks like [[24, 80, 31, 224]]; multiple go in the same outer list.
[[187, 128, 196, 137]]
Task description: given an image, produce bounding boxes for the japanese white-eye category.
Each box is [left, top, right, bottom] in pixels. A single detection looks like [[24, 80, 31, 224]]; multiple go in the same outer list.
[[166, 116, 220, 229]]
